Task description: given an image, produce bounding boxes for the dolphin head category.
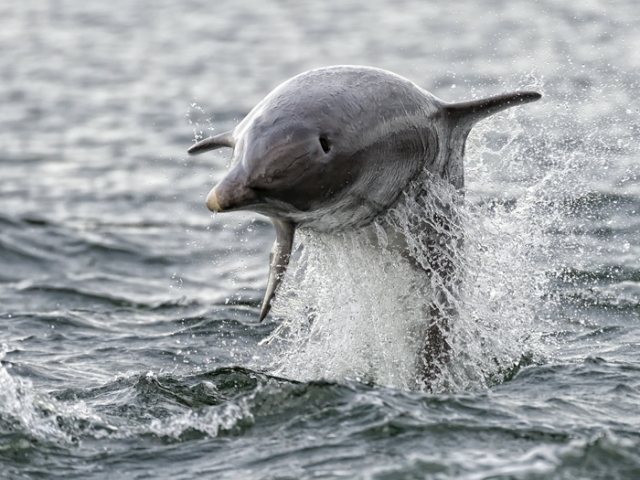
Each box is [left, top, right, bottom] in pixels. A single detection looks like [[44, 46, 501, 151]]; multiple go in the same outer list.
[[199, 107, 354, 220], [188, 67, 437, 226]]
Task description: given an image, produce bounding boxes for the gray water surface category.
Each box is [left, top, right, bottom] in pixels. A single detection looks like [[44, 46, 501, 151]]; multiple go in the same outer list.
[[2, 1, 640, 478]]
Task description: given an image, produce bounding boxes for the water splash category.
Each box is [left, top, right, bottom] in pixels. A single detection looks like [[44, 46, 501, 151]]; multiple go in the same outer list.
[[264, 170, 540, 392], [0, 360, 260, 444], [260, 79, 602, 392], [0, 344, 105, 444], [263, 228, 429, 390]]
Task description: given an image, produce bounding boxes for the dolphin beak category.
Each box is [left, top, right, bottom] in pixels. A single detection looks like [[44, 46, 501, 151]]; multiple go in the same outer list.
[[206, 188, 222, 212], [206, 172, 258, 213]]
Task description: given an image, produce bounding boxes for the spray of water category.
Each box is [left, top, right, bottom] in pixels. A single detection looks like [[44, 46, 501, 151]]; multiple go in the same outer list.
[[259, 77, 608, 393]]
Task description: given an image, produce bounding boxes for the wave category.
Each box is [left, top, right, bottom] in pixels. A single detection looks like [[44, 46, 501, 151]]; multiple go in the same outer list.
[[2, 355, 640, 478]]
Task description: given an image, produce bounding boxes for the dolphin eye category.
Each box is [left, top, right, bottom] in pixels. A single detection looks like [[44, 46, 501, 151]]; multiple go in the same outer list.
[[319, 137, 331, 154]]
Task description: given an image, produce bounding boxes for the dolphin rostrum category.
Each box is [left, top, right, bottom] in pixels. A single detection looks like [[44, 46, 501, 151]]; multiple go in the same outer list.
[[188, 66, 541, 324]]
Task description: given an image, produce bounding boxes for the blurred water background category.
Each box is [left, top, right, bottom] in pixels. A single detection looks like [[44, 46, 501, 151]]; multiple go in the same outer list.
[[1, 0, 640, 478]]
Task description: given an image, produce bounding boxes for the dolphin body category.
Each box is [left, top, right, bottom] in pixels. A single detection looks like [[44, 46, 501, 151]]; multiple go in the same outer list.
[[188, 66, 540, 330]]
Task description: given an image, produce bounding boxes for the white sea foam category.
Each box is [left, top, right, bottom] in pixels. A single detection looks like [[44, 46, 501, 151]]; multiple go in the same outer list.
[[147, 398, 254, 439], [0, 344, 120, 443], [0, 345, 75, 443]]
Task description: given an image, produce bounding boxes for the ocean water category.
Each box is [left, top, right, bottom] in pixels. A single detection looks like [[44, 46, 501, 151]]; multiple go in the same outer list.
[[2, 0, 640, 478]]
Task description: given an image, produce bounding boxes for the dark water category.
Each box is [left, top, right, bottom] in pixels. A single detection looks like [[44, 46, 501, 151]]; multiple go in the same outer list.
[[2, 0, 640, 478]]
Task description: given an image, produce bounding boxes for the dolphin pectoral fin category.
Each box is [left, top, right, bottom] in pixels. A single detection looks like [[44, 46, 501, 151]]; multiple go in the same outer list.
[[259, 219, 295, 322], [187, 131, 235, 155]]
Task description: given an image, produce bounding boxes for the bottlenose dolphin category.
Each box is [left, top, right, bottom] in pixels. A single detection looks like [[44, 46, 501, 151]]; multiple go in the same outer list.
[[188, 66, 540, 377]]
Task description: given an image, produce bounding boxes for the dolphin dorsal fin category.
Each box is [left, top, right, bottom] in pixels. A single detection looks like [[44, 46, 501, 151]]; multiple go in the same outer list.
[[439, 91, 541, 190], [443, 91, 541, 131], [188, 131, 235, 155]]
